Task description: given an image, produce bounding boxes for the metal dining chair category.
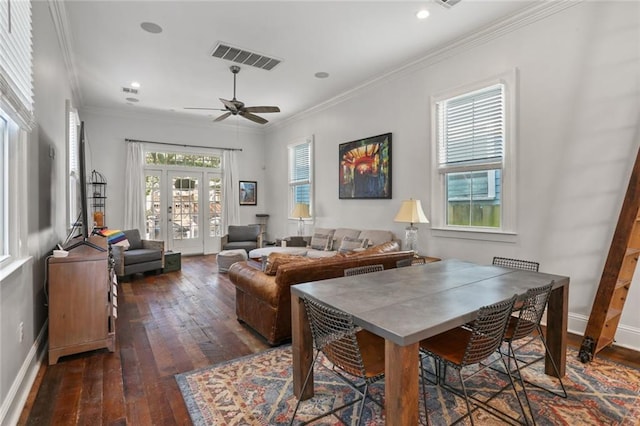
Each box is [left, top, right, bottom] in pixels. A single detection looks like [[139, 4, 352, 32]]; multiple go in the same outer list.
[[289, 297, 386, 426], [419, 295, 528, 426], [493, 256, 540, 272], [344, 264, 384, 276], [501, 281, 567, 425]]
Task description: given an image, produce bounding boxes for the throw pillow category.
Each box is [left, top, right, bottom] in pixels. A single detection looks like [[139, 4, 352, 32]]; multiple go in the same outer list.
[[114, 238, 130, 250], [310, 232, 333, 251], [338, 236, 369, 253]]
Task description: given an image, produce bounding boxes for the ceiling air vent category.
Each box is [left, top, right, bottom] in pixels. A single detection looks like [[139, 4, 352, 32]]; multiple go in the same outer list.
[[435, 0, 462, 8], [211, 42, 282, 71], [122, 87, 139, 94]]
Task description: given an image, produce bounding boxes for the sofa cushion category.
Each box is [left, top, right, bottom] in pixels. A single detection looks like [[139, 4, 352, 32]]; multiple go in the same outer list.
[[228, 224, 261, 242], [263, 252, 314, 276], [123, 229, 143, 250], [338, 236, 369, 253], [223, 241, 259, 252], [123, 248, 163, 265], [331, 228, 361, 250], [310, 231, 334, 250], [358, 230, 394, 247]]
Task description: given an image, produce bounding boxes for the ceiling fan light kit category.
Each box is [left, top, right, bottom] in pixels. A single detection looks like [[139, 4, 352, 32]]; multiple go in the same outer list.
[[185, 65, 280, 124]]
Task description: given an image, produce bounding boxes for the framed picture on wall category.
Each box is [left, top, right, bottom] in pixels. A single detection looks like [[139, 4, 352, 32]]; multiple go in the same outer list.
[[339, 133, 392, 199], [239, 181, 257, 205]]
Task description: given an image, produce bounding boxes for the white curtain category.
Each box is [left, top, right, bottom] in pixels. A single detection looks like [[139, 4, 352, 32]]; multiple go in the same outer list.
[[124, 142, 146, 233], [222, 150, 240, 230]]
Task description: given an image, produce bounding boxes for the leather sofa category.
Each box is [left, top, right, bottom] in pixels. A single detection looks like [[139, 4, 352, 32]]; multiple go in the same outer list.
[[228, 241, 413, 345]]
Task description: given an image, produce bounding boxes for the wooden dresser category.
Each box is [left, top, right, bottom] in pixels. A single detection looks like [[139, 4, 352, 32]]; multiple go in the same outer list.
[[48, 236, 117, 365]]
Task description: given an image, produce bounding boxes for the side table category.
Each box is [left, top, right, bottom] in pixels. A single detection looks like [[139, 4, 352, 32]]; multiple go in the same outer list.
[[163, 251, 182, 273]]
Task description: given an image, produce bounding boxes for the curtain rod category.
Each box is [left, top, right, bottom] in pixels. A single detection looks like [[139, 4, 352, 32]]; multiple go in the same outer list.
[[125, 138, 242, 152]]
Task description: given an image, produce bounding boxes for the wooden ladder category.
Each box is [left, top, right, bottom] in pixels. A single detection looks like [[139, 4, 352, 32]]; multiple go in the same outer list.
[[578, 147, 640, 363]]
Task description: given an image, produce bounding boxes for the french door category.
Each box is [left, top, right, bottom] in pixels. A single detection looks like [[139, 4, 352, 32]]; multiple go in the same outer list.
[[145, 169, 223, 255]]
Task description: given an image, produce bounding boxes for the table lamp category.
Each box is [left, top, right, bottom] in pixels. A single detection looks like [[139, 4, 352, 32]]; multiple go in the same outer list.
[[291, 203, 311, 236], [394, 198, 429, 252]]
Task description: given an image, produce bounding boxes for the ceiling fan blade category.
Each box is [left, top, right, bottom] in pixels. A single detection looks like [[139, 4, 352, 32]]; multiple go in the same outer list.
[[244, 106, 280, 113], [239, 111, 268, 125], [219, 98, 238, 112], [184, 107, 225, 111], [213, 112, 232, 122]]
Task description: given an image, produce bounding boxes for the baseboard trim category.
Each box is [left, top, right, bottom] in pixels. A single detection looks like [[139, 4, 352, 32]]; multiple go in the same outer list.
[[0, 320, 47, 426], [568, 313, 640, 352]]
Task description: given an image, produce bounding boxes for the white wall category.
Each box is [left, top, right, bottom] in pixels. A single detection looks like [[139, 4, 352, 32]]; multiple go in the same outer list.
[[0, 2, 72, 424], [264, 2, 640, 350], [79, 109, 267, 230]]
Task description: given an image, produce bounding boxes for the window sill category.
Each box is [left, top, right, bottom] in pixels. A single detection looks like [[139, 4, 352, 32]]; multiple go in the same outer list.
[[0, 256, 34, 282], [431, 227, 517, 243]]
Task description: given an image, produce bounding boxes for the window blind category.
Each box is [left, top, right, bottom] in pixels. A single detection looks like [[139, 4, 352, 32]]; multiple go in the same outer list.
[[0, 0, 33, 125], [289, 142, 310, 185], [438, 84, 504, 167]]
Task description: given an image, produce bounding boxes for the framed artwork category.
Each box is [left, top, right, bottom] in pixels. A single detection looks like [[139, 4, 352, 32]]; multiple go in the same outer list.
[[339, 133, 392, 199], [239, 181, 257, 205]]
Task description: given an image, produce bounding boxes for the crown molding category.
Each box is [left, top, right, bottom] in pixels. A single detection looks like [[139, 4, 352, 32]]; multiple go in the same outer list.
[[80, 105, 265, 136], [47, 0, 83, 107], [267, 0, 582, 133]]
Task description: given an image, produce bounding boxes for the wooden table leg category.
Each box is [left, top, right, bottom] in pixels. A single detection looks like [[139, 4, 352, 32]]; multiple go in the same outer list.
[[546, 282, 569, 377], [291, 293, 314, 399], [385, 340, 419, 426]]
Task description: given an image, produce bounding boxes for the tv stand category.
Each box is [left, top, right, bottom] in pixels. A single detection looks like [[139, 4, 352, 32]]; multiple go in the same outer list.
[[48, 235, 116, 364]]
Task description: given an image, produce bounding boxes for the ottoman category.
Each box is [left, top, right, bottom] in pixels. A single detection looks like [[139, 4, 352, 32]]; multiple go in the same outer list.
[[217, 249, 248, 273]]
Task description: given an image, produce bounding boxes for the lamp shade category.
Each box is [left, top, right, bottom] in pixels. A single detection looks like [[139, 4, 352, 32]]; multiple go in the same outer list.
[[394, 199, 429, 225], [291, 203, 311, 219]]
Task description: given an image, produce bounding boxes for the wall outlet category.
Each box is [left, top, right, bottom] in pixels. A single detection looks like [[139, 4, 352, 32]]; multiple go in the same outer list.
[[18, 322, 24, 343]]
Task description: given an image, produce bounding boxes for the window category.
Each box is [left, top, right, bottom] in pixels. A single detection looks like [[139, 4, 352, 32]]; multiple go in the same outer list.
[[288, 137, 313, 218], [0, 116, 6, 259], [67, 102, 80, 229], [0, 0, 32, 272], [432, 72, 516, 236]]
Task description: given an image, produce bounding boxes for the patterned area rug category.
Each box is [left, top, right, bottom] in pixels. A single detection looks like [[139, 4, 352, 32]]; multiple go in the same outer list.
[[175, 342, 640, 425]]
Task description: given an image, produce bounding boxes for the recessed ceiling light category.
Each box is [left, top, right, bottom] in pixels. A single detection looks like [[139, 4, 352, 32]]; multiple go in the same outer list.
[[131, 81, 141, 88], [140, 22, 162, 34], [125, 97, 139, 103], [314, 72, 329, 79], [416, 9, 430, 19]]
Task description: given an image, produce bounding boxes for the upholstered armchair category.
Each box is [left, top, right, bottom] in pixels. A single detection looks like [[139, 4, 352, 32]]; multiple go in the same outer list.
[[221, 225, 262, 253], [111, 229, 164, 279]]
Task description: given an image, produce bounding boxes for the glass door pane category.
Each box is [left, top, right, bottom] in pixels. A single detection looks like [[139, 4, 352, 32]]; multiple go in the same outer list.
[[144, 172, 162, 240], [169, 172, 203, 254]]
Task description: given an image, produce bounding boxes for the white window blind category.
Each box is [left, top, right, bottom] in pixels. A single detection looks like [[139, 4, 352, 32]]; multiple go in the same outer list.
[[438, 84, 504, 169], [288, 138, 313, 217], [0, 0, 34, 125]]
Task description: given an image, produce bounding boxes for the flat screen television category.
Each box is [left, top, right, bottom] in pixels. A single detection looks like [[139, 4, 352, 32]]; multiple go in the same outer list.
[[66, 121, 105, 252]]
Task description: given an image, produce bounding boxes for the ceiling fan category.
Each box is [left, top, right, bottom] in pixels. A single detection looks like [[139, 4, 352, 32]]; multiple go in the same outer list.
[[185, 65, 280, 124]]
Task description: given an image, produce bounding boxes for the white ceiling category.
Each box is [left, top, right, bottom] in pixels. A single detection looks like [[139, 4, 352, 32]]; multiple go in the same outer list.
[[62, 0, 538, 127]]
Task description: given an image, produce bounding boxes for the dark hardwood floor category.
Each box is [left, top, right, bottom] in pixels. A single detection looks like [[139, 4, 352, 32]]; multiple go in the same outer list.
[[19, 255, 640, 425], [19, 254, 269, 425]]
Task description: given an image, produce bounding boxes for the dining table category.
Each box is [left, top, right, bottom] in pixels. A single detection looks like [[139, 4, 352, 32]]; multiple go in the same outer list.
[[290, 258, 570, 426]]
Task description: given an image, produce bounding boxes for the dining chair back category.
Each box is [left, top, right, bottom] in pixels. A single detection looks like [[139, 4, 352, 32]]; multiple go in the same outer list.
[[344, 264, 384, 276], [492, 256, 539, 272], [289, 297, 386, 425]]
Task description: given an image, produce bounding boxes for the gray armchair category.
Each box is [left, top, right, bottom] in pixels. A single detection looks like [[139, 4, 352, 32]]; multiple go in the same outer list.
[[221, 224, 262, 253], [111, 229, 164, 279]]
